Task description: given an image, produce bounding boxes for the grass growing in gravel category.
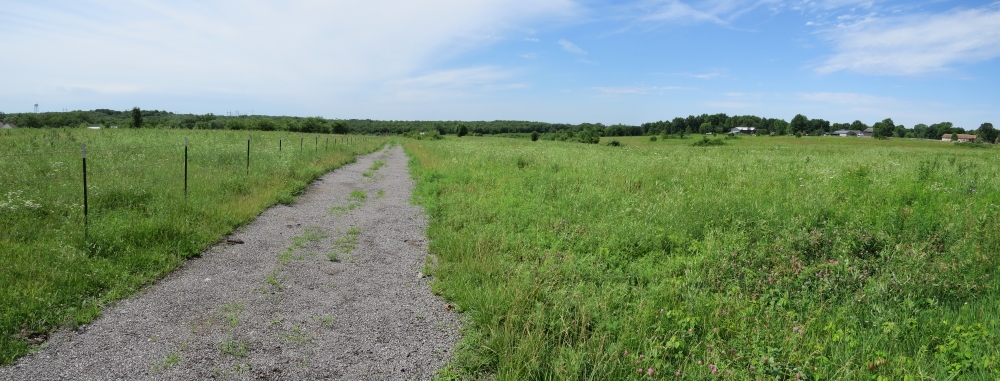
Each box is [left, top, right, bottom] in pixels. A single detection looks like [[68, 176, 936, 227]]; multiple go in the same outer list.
[[329, 190, 367, 216], [328, 226, 361, 262], [0, 128, 386, 364], [280, 226, 328, 264], [405, 136, 1000, 380], [363, 159, 386, 177], [218, 339, 248, 358]]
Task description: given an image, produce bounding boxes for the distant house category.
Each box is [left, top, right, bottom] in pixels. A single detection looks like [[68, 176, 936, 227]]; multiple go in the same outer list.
[[831, 129, 860, 137], [941, 133, 977, 142], [730, 126, 756, 134], [87, 126, 101, 130], [860, 127, 874, 137], [0, 123, 17, 129]]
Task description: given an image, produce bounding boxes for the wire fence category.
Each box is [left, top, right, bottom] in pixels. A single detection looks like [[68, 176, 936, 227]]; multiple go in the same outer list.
[[0, 132, 382, 240]]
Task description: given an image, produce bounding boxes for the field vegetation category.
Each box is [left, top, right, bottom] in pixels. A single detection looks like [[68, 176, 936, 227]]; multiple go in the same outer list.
[[406, 135, 1000, 379], [0, 128, 384, 364]]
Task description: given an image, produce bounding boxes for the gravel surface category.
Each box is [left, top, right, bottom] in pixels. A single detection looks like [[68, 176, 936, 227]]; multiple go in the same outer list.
[[1, 144, 461, 380]]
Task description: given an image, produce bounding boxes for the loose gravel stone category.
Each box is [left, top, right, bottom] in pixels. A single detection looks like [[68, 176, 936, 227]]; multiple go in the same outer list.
[[0, 145, 460, 380]]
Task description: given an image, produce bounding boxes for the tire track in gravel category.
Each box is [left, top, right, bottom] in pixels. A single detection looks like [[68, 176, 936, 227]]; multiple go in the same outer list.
[[0, 144, 460, 380]]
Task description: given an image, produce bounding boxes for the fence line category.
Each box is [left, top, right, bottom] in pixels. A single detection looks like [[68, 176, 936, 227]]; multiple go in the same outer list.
[[1, 135, 380, 240]]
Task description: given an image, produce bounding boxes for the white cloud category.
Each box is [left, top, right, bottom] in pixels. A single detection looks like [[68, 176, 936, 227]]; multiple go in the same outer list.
[[525, 37, 541, 42], [797, 92, 897, 105], [593, 85, 683, 94], [817, 5, 1000, 75], [558, 39, 588, 54], [639, 0, 725, 24], [0, 0, 577, 112], [390, 66, 515, 89], [382, 66, 527, 101]]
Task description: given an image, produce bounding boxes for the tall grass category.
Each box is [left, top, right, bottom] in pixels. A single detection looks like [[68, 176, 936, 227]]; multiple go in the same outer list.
[[406, 136, 1000, 380], [0, 128, 385, 364]]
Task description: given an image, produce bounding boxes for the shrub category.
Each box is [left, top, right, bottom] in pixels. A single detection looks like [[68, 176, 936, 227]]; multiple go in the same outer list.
[[531, 131, 539, 141], [691, 136, 725, 146], [648, 136, 657, 142], [606, 140, 621, 147]]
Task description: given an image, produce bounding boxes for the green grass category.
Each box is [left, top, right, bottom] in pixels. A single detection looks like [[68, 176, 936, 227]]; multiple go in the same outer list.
[[405, 136, 1000, 380], [328, 226, 360, 262], [329, 190, 367, 216], [0, 128, 386, 364], [364, 159, 386, 177]]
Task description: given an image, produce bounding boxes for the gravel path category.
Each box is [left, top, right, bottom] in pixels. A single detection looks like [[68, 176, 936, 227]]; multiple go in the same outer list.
[[1, 144, 460, 380]]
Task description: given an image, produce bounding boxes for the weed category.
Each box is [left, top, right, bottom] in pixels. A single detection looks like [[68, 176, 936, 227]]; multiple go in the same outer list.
[[221, 303, 244, 329], [364, 160, 387, 177], [329, 191, 367, 215], [376, 189, 386, 198], [152, 352, 181, 372], [218, 339, 247, 357], [330, 227, 360, 258], [280, 324, 314, 345]]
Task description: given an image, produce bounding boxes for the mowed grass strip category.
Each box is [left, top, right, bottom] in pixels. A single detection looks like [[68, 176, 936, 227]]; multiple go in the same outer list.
[[405, 136, 1000, 380], [0, 128, 386, 364]]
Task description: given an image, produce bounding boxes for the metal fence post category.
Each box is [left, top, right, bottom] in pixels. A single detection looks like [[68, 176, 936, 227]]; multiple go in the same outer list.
[[82, 143, 88, 238], [184, 137, 188, 198], [246, 134, 251, 175]]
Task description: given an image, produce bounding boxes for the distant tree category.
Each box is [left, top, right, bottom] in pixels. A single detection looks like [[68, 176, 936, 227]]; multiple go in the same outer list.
[[300, 116, 328, 133], [790, 114, 809, 134], [331, 121, 348, 134], [531, 131, 539, 141], [872, 122, 888, 139], [699, 122, 713, 134], [894, 125, 906, 138], [977, 122, 997, 143], [795, 131, 803, 138], [850, 120, 868, 131], [131, 107, 143, 128], [951, 133, 958, 141], [457, 124, 468, 137]]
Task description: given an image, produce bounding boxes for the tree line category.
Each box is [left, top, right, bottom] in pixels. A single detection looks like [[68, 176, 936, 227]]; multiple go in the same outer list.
[[0, 109, 994, 142]]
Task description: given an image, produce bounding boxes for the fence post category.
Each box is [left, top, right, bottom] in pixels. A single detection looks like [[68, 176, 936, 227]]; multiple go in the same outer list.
[[82, 143, 88, 238], [184, 137, 188, 198], [246, 134, 251, 175], [300, 136, 303, 152], [326, 137, 328, 150], [279, 134, 282, 153], [315, 136, 317, 152]]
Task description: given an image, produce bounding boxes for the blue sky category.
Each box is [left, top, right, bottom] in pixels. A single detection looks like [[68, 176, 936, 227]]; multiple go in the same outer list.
[[1, 0, 998, 128]]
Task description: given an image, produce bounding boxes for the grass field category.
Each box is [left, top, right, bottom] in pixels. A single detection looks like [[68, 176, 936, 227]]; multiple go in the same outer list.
[[0, 128, 384, 364], [405, 135, 1000, 380]]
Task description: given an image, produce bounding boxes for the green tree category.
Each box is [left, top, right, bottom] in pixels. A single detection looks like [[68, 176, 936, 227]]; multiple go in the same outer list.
[[457, 124, 468, 137], [977, 122, 997, 143], [331, 121, 348, 134], [951, 133, 958, 141], [699, 122, 713, 134], [531, 131, 539, 141], [790, 114, 808, 134], [131, 107, 143, 128], [300, 116, 328, 133]]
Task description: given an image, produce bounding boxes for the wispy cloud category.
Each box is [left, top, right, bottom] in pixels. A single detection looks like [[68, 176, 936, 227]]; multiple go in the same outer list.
[[817, 5, 1000, 75], [592, 85, 684, 94], [678, 71, 723, 79], [558, 39, 588, 54], [0, 0, 577, 112], [384, 66, 526, 101], [525, 37, 540, 42], [797, 92, 897, 105]]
